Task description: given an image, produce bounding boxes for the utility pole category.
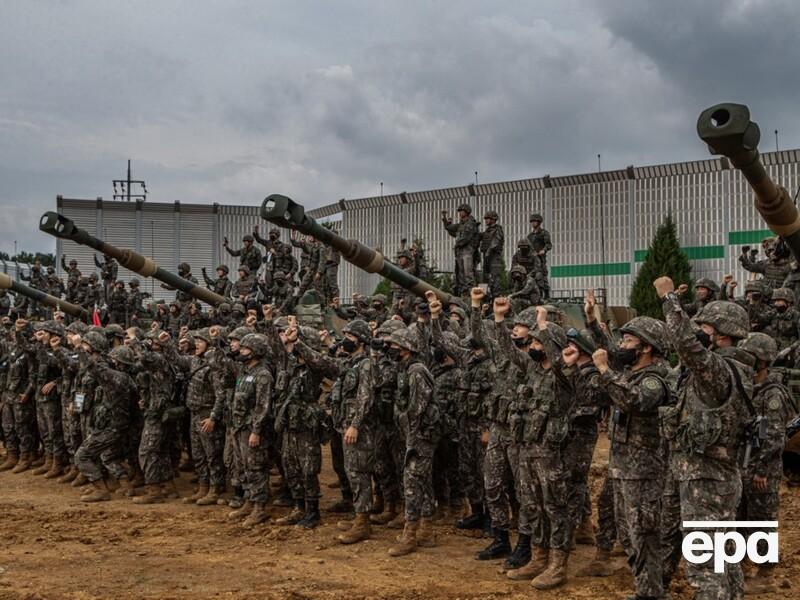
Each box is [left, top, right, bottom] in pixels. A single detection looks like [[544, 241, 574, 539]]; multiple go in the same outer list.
[[113, 159, 147, 202]]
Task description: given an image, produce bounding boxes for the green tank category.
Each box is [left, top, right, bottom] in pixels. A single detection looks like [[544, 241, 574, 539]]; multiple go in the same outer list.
[[0, 272, 88, 319]]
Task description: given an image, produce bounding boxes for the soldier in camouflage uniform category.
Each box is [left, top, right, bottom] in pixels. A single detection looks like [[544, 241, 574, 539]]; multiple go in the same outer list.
[[737, 333, 793, 595], [224, 233, 263, 275], [317, 243, 341, 304], [589, 315, 671, 600], [656, 280, 753, 600], [261, 270, 294, 311], [508, 264, 541, 312], [386, 327, 439, 557], [108, 280, 129, 325], [31, 321, 67, 478], [391, 250, 416, 311], [232, 265, 257, 304], [94, 254, 119, 302], [160, 263, 198, 308], [480, 211, 505, 298], [736, 280, 775, 334], [739, 238, 793, 292], [678, 277, 720, 317], [60, 255, 82, 284], [202, 265, 233, 298], [1, 323, 36, 473], [253, 225, 284, 288], [442, 204, 480, 296], [527, 213, 552, 301], [768, 287, 799, 350], [127, 278, 151, 325], [82, 273, 102, 311]]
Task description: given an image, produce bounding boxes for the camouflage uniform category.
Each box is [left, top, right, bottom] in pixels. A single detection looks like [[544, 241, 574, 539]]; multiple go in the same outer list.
[[231, 266, 257, 302], [33, 324, 66, 463], [127, 279, 151, 323], [480, 212, 505, 298], [443, 204, 480, 296], [60, 256, 82, 284], [739, 245, 792, 292], [225, 235, 263, 275], [681, 277, 720, 317], [318, 245, 341, 303], [94, 254, 119, 302], [508, 264, 541, 312], [527, 214, 552, 300], [768, 287, 799, 350], [202, 265, 233, 298], [107, 283, 128, 325], [735, 280, 776, 334], [431, 352, 464, 512], [2, 336, 36, 457]]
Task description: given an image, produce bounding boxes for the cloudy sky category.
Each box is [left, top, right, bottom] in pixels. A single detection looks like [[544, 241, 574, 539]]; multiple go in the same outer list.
[[2, 0, 799, 254]]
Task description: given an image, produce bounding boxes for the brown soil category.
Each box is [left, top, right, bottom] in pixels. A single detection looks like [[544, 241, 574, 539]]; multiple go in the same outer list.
[[0, 438, 796, 600]]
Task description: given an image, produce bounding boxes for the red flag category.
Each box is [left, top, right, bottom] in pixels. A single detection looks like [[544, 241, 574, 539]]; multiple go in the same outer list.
[[92, 308, 101, 327]]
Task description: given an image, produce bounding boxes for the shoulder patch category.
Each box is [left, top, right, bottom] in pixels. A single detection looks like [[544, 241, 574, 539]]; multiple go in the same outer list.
[[767, 397, 781, 411], [642, 377, 661, 391]]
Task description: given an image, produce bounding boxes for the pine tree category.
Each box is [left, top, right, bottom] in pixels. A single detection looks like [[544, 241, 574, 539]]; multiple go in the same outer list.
[[629, 214, 692, 318]]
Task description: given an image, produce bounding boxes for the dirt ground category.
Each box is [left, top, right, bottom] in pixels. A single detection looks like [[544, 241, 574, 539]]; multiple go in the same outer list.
[[0, 438, 797, 600]]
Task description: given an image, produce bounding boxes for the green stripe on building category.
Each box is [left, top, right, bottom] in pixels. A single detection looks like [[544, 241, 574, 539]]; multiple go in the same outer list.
[[728, 229, 774, 245], [551, 262, 631, 278], [634, 245, 725, 262]]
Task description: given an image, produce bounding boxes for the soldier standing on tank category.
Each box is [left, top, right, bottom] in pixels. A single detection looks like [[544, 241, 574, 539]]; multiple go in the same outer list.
[[735, 280, 776, 333], [231, 265, 257, 304], [107, 280, 129, 325], [508, 264, 541, 312], [739, 238, 793, 292], [224, 233, 262, 276], [480, 211, 505, 298], [655, 277, 753, 599], [527, 213, 552, 301], [442, 204, 479, 296], [410, 239, 430, 281], [767, 287, 799, 350], [677, 277, 720, 317], [316, 242, 341, 304], [93, 254, 118, 302], [159, 262, 198, 309], [127, 278, 150, 325], [737, 333, 793, 595], [45, 266, 64, 299], [391, 250, 416, 311], [202, 264, 233, 298], [253, 225, 283, 288], [60, 255, 82, 284]]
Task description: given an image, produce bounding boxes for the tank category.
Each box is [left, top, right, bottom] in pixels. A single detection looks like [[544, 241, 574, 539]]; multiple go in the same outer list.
[[39, 212, 227, 307], [0, 272, 88, 319], [261, 194, 453, 304], [697, 103, 800, 260]]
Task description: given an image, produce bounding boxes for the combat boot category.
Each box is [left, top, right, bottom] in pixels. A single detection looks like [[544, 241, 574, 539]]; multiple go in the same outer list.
[[531, 549, 568, 590], [32, 453, 52, 476], [508, 546, 549, 580], [243, 502, 269, 527], [196, 485, 223, 505], [337, 513, 371, 545], [44, 455, 66, 479], [504, 533, 532, 570], [81, 479, 111, 503], [272, 483, 293, 507], [328, 491, 354, 514], [0, 451, 19, 472], [162, 479, 181, 499], [31, 453, 45, 468], [388, 520, 418, 557], [133, 484, 165, 504], [416, 517, 436, 548], [476, 528, 511, 560], [275, 500, 305, 525], [57, 465, 79, 484], [297, 499, 320, 529], [387, 509, 405, 530], [12, 452, 32, 473], [129, 467, 145, 490], [183, 482, 209, 504], [118, 478, 135, 497], [228, 500, 253, 521], [370, 500, 399, 525], [575, 547, 614, 577], [745, 567, 777, 594], [71, 472, 88, 487], [574, 516, 595, 545], [371, 492, 384, 515], [106, 478, 121, 493], [456, 503, 485, 529]]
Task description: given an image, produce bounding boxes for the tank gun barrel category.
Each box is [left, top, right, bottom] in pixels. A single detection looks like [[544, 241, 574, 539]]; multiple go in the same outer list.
[[39, 212, 227, 307], [0, 272, 88, 319], [260, 194, 452, 304], [697, 103, 800, 258]]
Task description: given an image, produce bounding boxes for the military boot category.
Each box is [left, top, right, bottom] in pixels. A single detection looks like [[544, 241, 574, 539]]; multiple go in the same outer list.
[[44, 455, 66, 479], [228, 500, 253, 521], [243, 502, 269, 527], [508, 546, 549, 580], [129, 467, 145, 490], [118, 478, 135, 497], [476, 528, 511, 560], [337, 513, 371, 545], [416, 517, 436, 548], [183, 482, 209, 504], [133, 484, 165, 504], [387, 509, 406, 529], [296, 499, 320, 529], [275, 500, 305, 525], [504, 533, 532, 570], [12, 452, 32, 473], [575, 547, 613, 577], [162, 479, 181, 499], [32, 453, 52, 475], [371, 492, 384, 515], [746, 567, 777, 594], [0, 451, 19, 472], [456, 503, 485, 529], [531, 549, 569, 590], [106, 478, 121, 493], [81, 479, 112, 503], [31, 453, 45, 468], [196, 485, 223, 506], [328, 490, 354, 514], [57, 465, 79, 484], [388, 520, 418, 557], [370, 500, 399, 525], [71, 472, 88, 487], [272, 483, 293, 507], [574, 516, 595, 545]]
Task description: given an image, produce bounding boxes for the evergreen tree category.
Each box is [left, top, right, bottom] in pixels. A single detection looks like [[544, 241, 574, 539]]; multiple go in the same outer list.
[[629, 214, 692, 318]]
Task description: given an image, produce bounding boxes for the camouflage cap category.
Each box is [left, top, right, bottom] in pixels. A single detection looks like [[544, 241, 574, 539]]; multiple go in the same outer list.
[[108, 345, 136, 366], [739, 332, 778, 365], [375, 319, 405, 337], [82, 330, 108, 353], [772, 287, 795, 304], [533, 322, 568, 349], [240, 333, 268, 357], [439, 331, 461, 357], [228, 326, 252, 341], [513, 307, 537, 329], [529, 213, 544, 223], [193, 328, 212, 345], [69, 258, 78, 265], [39, 321, 65, 337], [744, 280, 766, 295], [273, 270, 287, 280], [484, 210, 499, 220], [509, 264, 527, 277], [88, 272, 98, 281], [397, 249, 413, 261], [216, 264, 229, 275], [389, 328, 419, 353], [299, 326, 321, 351], [456, 204, 472, 214], [694, 277, 720, 294], [696, 301, 750, 339], [105, 324, 126, 339], [343, 319, 372, 344], [269, 227, 280, 236], [619, 316, 668, 356]]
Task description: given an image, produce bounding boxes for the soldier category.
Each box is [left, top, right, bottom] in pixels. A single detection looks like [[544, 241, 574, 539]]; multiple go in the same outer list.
[[678, 277, 720, 317], [409, 239, 430, 282], [159, 262, 198, 307], [737, 333, 794, 595], [290, 235, 315, 282], [224, 233, 263, 275], [768, 287, 799, 350], [391, 250, 416, 310], [0, 290, 11, 318], [739, 238, 793, 292], [527, 213, 552, 301], [225, 333, 275, 527], [367, 295, 389, 326], [94, 253, 119, 302], [127, 278, 150, 324], [261, 270, 293, 311], [442, 204, 479, 296], [508, 264, 541, 312], [253, 225, 282, 286], [60, 255, 82, 284], [107, 280, 129, 325], [588, 315, 671, 600], [83, 273, 102, 310], [202, 264, 233, 298], [46, 266, 65, 299], [232, 265, 257, 303], [1, 323, 36, 473], [655, 278, 752, 599], [316, 239, 341, 303], [480, 211, 505, 298], [736, 280, 775, 333]]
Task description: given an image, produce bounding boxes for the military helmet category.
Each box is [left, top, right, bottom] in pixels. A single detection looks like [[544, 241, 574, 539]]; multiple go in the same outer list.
[[232, 302, 246, 314], [513, 307, 537, 329], [533, 322, 568, 349], [438, 331, 461, 358], [108, 345, 136, 366], [243, 234, 254, 243], [516, 238, 531, 248], [744, 280, 766, 295], [129, 277, 140, 287], [105, 324, 126, 339], [273, 316, 290, 330], [218, 302, 232, 312], [510, 264, 527, 277], [694, 277, 720, 294], [541, 304, 565, 327], [739, 332, 778, 365], [566, 327, 596, 356], [343, 319, 372, 344], [216, 264, 229, 275], [484, 210, 499, 221], [240, 333, 268, 358], [178, 262, 190, 273], [529, 213, 544, 223], [40, 321, 65, 338], [449, 306, 466, 322], [456, 203, 472, 214], [69, 259, 77, 266], [89, 272, 98, 281], [376, 319, 405, 337], [389, 328, 419, 353], [696, 301, 750, 339], [371, 294, 387, 306], [238, 265, 250, 275], [273, 270, 286, 281], [193, 328, 212, 345], [448, 297, 466, 310], [299, 326, 321, 351], [397, 249, 413, 261], [228, 326, 252, 341], [619, 316, 668, 356], [269, 227, 280, 236], [83, 330, 108, 353], [47, 266, 55, 274], [66, 321, 88, 335], [772, 287, 795, 304]]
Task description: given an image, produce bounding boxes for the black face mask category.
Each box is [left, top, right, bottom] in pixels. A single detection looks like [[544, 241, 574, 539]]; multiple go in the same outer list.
[[512, 336, 529, 348], [775, 304, 789, 314], [468, 338, 481, 350], [370, 338, 386, 352], [387, 347, 401, 361], [341, 338, 358, 354], [528, 348, 546, 362], [236, 353, 251, 362], [432, 348, 447, 363], [372, 305, 382, 311], [695, 330, 712, 348], [616, 347, 639, 366]]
